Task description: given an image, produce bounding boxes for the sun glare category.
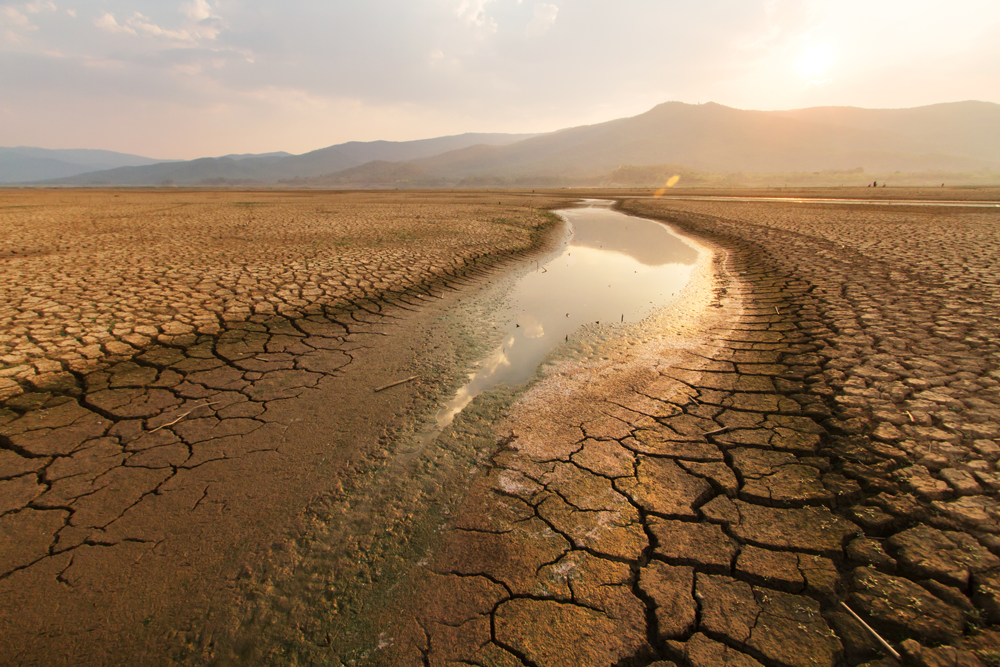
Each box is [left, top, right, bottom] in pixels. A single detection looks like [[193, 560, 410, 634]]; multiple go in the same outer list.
[[796, 45, 835, 80]]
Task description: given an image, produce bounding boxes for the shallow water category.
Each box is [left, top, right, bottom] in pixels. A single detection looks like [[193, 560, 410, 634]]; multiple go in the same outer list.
[[434, 199, 698, 428]]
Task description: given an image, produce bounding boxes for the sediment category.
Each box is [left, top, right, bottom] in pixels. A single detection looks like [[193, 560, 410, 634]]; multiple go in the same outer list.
[[3, 190, 999, 666], [365, 196, 1000, 666]]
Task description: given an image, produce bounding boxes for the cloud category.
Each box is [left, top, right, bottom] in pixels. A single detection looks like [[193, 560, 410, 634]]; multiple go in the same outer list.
[[525, 3, 558, 37], [93, 3, 223, 45], [455, 0, 497, 33], [128, 13, 197, 42], [181, 0, 223, 39], [2, 0, 55, 39], [2, 6, 31, 28], [182, 0, 213, 22], [94, 12, 136, 35], [21, 1, 55, 14]]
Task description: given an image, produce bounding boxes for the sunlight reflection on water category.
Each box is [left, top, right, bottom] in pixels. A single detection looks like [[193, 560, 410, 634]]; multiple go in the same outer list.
[[433, 199, 698, 429]]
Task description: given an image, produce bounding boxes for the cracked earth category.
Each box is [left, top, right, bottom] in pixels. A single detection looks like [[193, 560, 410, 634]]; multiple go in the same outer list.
[[2, 189, 1000, 667], [0, 189, 563, 665], [360, 194, 1000, 667]]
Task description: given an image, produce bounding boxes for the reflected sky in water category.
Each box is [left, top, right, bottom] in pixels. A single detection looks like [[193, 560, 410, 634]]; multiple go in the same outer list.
[[434, 200, 698, 428]]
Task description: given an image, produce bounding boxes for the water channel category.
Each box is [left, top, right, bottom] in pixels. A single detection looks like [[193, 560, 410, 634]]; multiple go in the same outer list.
[[433, 199, 699, 431], [231, 200, 705, 660]]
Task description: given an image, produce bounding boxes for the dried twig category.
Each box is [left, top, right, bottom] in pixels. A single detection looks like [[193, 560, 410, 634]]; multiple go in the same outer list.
[[374, 375, 419, 393], [839, 601, 901, 661], [702, 425, 731, 437], [149, 401, 221, 433]]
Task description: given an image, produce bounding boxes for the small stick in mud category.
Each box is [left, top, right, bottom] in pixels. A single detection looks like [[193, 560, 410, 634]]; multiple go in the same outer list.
[[374, 375, 419, 393], [839, 601, 901, 661], [149, 401, 222, 433], [702, 425, 730, 437]]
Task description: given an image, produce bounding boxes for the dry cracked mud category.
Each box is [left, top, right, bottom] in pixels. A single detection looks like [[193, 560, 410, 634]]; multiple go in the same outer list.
[[3, 188, 1000, 667], [0, 189, 559, 398], [346, 192, 1000, 667], [0, 188, 565, 665]]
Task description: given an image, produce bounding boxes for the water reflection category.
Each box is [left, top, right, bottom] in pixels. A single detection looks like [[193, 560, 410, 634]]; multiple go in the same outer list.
[[432, 200, 698, 429]]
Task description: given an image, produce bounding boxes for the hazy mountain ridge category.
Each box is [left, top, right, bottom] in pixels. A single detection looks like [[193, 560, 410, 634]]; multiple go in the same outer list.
[[280, 161, 449, 188], [10, 101, 1000, 187], [411, 101, 1000, 179], [23, 133, 540, 186], [0, 147, 173, 183]]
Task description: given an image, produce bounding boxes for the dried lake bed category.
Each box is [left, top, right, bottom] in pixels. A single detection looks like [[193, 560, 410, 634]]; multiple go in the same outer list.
[[3, 187, 1000, 666]]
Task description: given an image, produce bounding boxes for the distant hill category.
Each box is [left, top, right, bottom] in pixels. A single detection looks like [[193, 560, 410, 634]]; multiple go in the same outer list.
[[216, 152, 293, 161], [412, 101, 1000, 179], [39, 133, 540, 186], [281, 161, 449, 189], [0, 147, 171, 183], [17, 101, 1000, 187]]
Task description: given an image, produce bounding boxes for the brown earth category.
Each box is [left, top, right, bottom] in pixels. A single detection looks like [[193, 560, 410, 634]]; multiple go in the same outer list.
[[0, 189, 566, 665], [3, 188, 1000, 666], [349, 193, 1000, 666], [531, 186, 1000, 202], [0, 188, 560, 396]]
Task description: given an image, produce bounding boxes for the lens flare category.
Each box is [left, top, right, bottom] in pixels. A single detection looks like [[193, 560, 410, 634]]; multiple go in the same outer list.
[[654, 174, 680, 197]]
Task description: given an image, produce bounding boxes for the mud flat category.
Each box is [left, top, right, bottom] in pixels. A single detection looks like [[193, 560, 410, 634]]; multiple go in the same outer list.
[[3, 188, 999, 666], [356, 194, 1000, 666], [0, 189, 566, 665]]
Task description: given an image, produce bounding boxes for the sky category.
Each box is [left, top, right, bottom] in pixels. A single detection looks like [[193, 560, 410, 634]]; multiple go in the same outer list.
[[2, 0, 998, 159]]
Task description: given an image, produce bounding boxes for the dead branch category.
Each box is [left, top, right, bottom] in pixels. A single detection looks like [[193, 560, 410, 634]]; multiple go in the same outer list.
[[374, 375, 419, 393], [839, 601, 901, 661], [149, 401, 222, 433]]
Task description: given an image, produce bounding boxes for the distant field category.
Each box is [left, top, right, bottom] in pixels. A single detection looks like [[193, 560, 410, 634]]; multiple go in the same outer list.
[[531, 185, 1000, 201], [0, 189, 564, 399], [4, 185, 995, 400]]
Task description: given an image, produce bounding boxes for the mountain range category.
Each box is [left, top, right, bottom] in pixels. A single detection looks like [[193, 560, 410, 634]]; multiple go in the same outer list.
[[0, 147, 174, 183], [3, 133, 538, 186], [5, 101, 999, 187]]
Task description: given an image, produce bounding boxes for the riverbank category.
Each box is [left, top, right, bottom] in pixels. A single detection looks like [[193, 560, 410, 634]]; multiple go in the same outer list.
[[343, 193, 1000, 666]]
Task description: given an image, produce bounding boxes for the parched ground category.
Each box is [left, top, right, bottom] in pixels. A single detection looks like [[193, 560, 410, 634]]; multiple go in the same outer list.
[[0, 189, 564, 665], [3, 188, 1000, 667], [366, 195, 1000, 667], [0, 189, 555, 398]]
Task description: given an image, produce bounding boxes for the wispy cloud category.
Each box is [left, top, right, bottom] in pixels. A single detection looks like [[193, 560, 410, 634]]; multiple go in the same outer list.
[[181, 0, 212, 22], [455, 0, 497, 34], [128, 13, 198, 42], [94, 12, 137, 35], [2, 0, 55, 41], [94, 2, 223, 45], [21, 0, 56, 14], [2, 5, 33, 29], [525, 3, 558, 37]]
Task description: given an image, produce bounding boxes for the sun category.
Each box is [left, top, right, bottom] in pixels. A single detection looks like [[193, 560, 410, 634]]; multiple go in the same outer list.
[[796, 44, 835, 80]]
